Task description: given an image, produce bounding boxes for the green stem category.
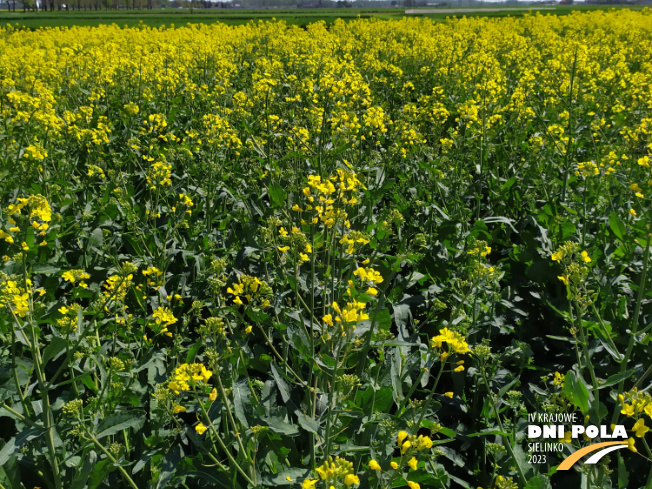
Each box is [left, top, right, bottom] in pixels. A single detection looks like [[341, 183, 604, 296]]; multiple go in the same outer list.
[[195, 389, 256, 486], [574, 301, 600, 423], [479, 367, 527, 487], [84, 434, 139, 489], [415, 360, 446, 430], [214, 375, 253, 482], [612, 219, 651, 425]]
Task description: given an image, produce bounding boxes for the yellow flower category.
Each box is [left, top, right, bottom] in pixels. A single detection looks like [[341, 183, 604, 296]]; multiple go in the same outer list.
[[629, 208, 637, 216], [415, 435, 433, 451], [397, 430, 409, 446], [195, 423, 208, 435], [390, 461, 399, 470], [630, 183, 643, 192], [645, 404, 652, 418], [407, 482, 420, 489], [343, 474, 359, 486], [152, 307, 177, 328], [558, 275, 569, 286], [173, 404, 186, 414], [278, 246, 290, 253], [407, 457, 417, 470], [302, 479, 318, 489], [621, 404, 635, 417], [401, 440, 412, 454], [209, 388, 218, 401], [628, 437, 637, 453], [633, 418, 649, 438], [366, 287, 378, 296], [444, 392, 454, 398], [245, 325, 253, 334], [369, 459, 381, 471], [580, 251, 591, 263]]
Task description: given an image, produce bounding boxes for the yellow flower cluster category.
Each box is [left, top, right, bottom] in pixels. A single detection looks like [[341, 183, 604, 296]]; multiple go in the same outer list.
[[168, 363, 213, 395], [467, 244, 491, 258], [619, 389, 652, 440], [551, 242, 592, 288], [103, 274, 133, 303], [0, 273, 33, 318], [300, 170, 365, 228], [146, 160, 173, 189], [430, 327, 471, 355], [87, 165, 106, 179], [397, 430, 434, 454], [276, 225, 311, 264], [1, 194, 52, 248], [227, 274, 272, 308], [23, 144, 48, 161], [551, 242, 590, 264], [57, 303, 83, 334], [339, 232, 370, 255], [142, 266, 164, 288], [303, 456, 359, 488], [576, 161, 600, 178], [352, 266, 383, 285], [323, 300, 369, 337], [152, 306, 177, 337], [61, 269, 90, 288]]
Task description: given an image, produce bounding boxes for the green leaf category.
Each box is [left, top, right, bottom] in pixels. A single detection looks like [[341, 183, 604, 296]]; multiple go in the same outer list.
[[609, 213, 627, 242], [185, 343, 203, 364], [32, 263, 61, 275], [562, 370, 590, 415], [88, 459, 116, 489], [41, 336, 68, 368], [524, 475, 552, 489], [466, 428, 509, 438], [600, 370, 635, 389], [70, 450, 97, 489], [155, 444, 183, 489], [436, 426, 455, 438], [586, 321, 623, 362], [617, 451, 629, 489], [0, 427, 46, 465], [0, 445, 20, 489], [296, 411, 320, 436], [233, 380, 251, 428], [260, 468, 310, 486], [90, 227, 104, 248], [271, 363, 292, 404], [501, 176, 517, 192], [95, 412, 145, 440], [268, 183, 287, 208], [262, 416, 300, 436]]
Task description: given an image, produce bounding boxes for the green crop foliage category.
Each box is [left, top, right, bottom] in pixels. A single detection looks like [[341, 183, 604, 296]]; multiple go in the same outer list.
[[0, 10, 652, 489]]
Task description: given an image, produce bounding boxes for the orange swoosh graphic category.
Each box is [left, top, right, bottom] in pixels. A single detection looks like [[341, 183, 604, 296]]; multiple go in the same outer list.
[[557, 441, 628, 471]]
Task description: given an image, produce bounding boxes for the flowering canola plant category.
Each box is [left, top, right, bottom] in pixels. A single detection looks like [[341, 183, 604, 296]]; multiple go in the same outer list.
[[1, 10, 652, 489]]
